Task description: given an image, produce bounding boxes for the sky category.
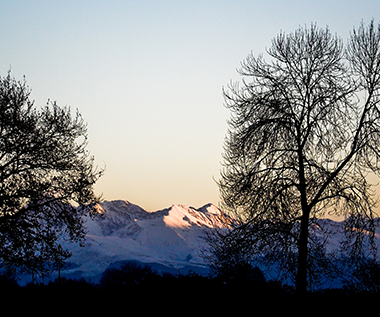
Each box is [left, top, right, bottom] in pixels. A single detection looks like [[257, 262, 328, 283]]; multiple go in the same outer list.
[[1, 0, 379, 211]]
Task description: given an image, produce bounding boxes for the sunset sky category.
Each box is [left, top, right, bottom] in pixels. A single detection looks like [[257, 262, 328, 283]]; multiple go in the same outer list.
[[1, 1, 379, 211]]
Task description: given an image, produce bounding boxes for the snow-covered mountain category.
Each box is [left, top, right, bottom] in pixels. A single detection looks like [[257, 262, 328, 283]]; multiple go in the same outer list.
[[46, 200, 380, 287], [59, 200, 226, 282]]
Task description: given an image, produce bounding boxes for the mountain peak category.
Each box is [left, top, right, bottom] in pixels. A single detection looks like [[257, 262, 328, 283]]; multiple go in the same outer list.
[[55, 199, 228, 282], [197, 203, 222, 215]]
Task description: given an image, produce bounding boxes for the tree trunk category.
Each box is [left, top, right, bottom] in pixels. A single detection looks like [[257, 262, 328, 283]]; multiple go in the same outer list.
[[296, 210, 310, 294]]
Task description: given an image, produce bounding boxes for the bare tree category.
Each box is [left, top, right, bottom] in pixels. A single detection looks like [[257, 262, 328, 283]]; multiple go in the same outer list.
[[0, 72, 104, 277], [216, 21, 380, 293]]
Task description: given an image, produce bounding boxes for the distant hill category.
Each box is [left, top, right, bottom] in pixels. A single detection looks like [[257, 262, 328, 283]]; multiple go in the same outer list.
[[20, 200, 380, 287], [56, 200, 226, 282]]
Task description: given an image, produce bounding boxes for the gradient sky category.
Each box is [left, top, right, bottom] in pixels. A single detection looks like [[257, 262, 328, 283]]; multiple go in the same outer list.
[[1, 1, 379, 211]]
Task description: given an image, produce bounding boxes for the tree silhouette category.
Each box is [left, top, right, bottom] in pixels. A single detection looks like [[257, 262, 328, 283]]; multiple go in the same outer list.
[[217, 21, 380, 293], [99, 262, 158, 289], [0, 72, 103, 277]]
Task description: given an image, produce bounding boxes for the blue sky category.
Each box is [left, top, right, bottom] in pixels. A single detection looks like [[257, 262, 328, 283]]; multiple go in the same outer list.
[[1, 0, 379, 211]]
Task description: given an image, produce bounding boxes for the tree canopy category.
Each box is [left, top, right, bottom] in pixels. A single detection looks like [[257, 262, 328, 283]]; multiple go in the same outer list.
[[215, 21, 380, 293], [0, 73, 103, 276]]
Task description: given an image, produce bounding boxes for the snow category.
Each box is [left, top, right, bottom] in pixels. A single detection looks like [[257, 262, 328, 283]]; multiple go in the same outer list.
[[57, 200, 226, 282], [39, 200, 380, 287]]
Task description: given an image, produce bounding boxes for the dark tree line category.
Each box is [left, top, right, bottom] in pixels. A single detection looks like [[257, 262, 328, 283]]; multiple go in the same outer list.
[[209, 20, 380, 293], [3, 260, 380, 301]]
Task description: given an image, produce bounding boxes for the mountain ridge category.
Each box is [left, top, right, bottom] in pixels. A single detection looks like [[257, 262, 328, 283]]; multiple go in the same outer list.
[[54, 200, 225, 282], [36, 200, 380, 287]]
